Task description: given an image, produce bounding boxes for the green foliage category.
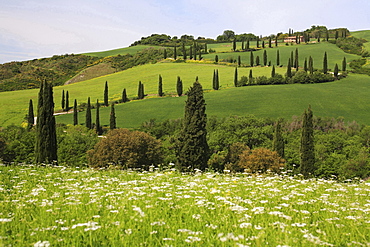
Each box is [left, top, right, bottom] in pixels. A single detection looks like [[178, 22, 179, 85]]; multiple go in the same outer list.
[[323, 52, 328, 74], [0, 125, 35, 163], [57, 125, 98, 166], [27, 99, 34, 129], [300, 106, 315, 177], [110, 104, 116, 130], [35, 81, 57, 164], [87, 128, 163, 169], [104, 81, 109, 106], [332, 36, 367, 56], [176, 76, 183, 96], [224, 142, 250, 172], [273, 120, 284, 158], [0, 54, 99, 91], [85, 97, 92, 129], [158, 75, 163, 97], [73, 99, 78, 126], [239, 147, 285, 174], [176, 81, 209, 171]]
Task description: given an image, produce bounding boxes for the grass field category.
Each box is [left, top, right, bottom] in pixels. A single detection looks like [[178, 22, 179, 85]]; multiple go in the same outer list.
[[0, 41, 368, 127], [0, 165, 369, 246], [352, 30, 370, 52], [55, 73, 370, 128], [83, 45, 158, 57]]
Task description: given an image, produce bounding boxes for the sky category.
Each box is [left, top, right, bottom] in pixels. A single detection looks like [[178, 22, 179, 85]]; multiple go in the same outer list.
[[0, 0, 369, 64]]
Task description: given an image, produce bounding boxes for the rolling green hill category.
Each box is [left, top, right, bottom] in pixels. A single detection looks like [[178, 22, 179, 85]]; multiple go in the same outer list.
[[0, 39, 369, 128], [55, 73, 370, 128], [82, 45, 158, 57], [352, 30, 370, 52]]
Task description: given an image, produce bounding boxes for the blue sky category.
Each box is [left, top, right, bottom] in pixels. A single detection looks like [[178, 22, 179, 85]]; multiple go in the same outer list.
[[0, 0, 369, 63]]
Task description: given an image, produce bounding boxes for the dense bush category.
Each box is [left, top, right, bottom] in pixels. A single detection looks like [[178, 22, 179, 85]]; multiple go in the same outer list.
[[239, 148, 285, 174], [57, 125, 99, 166], [87, 128, 163, 169]]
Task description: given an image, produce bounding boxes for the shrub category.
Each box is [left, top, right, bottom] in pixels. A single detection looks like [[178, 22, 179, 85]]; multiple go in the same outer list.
[[239, 147, 285, 174], [224, 142, 250, 172], [87, 128, 163, 169]]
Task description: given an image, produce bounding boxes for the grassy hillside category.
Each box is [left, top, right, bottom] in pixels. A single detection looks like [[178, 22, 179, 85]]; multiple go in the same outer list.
[[55, 73, 370, 128], [352, 30, 370, 51], [0, 41, 368, 128], [83, 45, 158, 57]]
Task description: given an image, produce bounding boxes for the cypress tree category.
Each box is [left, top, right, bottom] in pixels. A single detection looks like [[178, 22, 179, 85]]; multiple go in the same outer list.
[[276, 49, 280, 66], [27, 99, 34, 129], [212, 70, 216, 90], [249, 69, 253, 85], [61, 89, 65, 111], [215, 55, 219, 63], [263, 50, 267, 66], [182, 43, 187, 60], [104, 81, 108, 106], [65, 90, 69, 111], [241, 40, 244, 50], [271, 65, 276, 77], [234, 67, 238, 87], [290, 51, 294, 67], [246, 39, 250, 50], [177, 76, 183, 96], [304, 58, 308, 72], [163, 48, 167, 59], [233, 39, 236, 51], [250, 51, 254, 67], [158, 75, 163, 97], [198, 48, 202, 60], [342, 57, 347, 72], [286, 58, 292, 78], [110, 103, 116, 130], [272, 119, 284, 158], [294, 48, 299, 71], [174, 45, 177, 60], [300, 105, 315, 178], [268, 37, 272, 48], [122, 88, 128, 103], [215, 69, 220, 90], [204, 43, 208, 53], [35, 80, 57, 164], [176, 81, 209, 171], [275, 36, 278, 47], [334, 63, 339, 79], [85, 97, 92, 129], [238, 55, 241, 67], [256, 37, 260, 48], [326, 31, 329, 41], [335, 30, 339, 40], [138, 81, 144, 99], [189, 46, 193, 60], [141, 83, 145, 99], [317, 32, 321, 43], [95, 99, 101, 135], [309, 56, 314, 74], [256, 56, 260, 66], [262, 40, 265, 49], [323, 52, 328, 74], [194, 46, 197, 60], [73, 99, 78, 126]]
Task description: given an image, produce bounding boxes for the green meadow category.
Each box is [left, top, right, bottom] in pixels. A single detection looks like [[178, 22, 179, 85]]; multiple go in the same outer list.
[[0, 41, 368, 128], [83, 45, 157, 57]]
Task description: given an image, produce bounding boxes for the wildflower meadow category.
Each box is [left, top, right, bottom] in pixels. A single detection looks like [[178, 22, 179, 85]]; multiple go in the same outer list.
[[0, 165, 369, 246]]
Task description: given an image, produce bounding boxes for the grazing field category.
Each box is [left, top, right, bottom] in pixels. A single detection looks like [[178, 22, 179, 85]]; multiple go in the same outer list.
[[0, 165, 369, 246], [82, 45, 158, 57], [56, 73, 370, 128]]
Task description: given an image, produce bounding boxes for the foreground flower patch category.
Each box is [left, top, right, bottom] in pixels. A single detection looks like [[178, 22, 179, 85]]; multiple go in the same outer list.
[[0, 166, 369, 246]]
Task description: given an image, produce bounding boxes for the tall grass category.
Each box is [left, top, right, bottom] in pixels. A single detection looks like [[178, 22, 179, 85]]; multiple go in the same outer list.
[[0, 165, 369, 246]]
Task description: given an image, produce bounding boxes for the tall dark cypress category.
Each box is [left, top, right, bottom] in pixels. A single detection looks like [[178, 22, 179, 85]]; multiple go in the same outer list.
[[246, 39, 250, 50], [138, 81, 143, 99], [189, 46, 193, 60], [85, 97, 92, 129], [215, 55, 219, 63], [176, 76, 183, 96], [65, 90, 69, 111], [215, 69, 219, 90], [238, 55, 241, 67], [272, 120, 284, 158], [304, 58, 308, 72], [268, 37, 272, 48], [276, 49, 280, 66], [182, 43, 187, 60], [27, 99, 34, 129], [104, 81, 108, 106], [286, 58, 292, 78], [234, 67, 238, 87], [35, 80, 57, 164], [271, 65, 276, 77], [290, 51, 294, 67], [256, 37, 260, 48], [300, 105, 315, 178], [256, 56, 260, 66], [174, 46, 177, 60], [263, 50, 267, 66], [176, 81, 209, 171], [334, 63, 339, 79], [342, 57, 347, 72], [158, 75, 163, 97], [212, 70, 216, 90], [163, 48, 167, 59], [250, 51, 254, 67], [323, 52, 328, 74], [294, 48, 299, 70], [61, 90, 65, 111], [232, 39, 236, 51], [275, 36, 278, 47], [73, 99, 78, 126], [249, 69, 253, 85], [122, 88, 128, 103], [309, 56, 314, 74], [95, 99, 101, 135], [262, 40, 265, 49], [110, 103, 116, 130]]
